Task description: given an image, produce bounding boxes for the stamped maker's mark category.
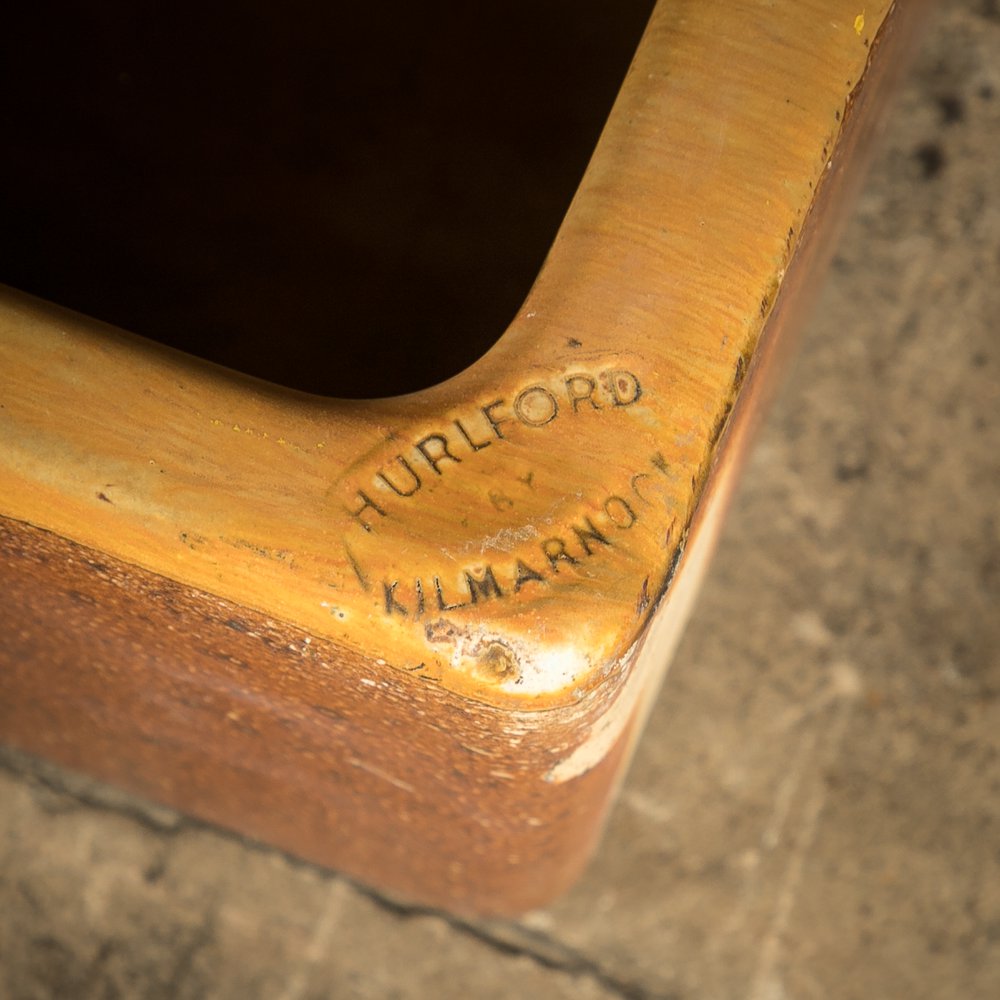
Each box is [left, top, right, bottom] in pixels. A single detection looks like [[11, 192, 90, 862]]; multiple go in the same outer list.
[[376, 452, 678, 620], [379, 490, 643, 619], [345, 368, 642, 533]]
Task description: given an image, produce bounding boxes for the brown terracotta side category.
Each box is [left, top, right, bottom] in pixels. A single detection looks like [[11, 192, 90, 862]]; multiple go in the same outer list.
[[1, 517, 631, 914]]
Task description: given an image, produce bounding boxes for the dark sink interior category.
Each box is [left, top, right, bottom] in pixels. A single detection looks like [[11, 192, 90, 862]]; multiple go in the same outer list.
[[1, 2, 653, 398]]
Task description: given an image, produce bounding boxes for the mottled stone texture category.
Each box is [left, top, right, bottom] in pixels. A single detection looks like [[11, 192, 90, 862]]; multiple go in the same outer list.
[[2, 2, 999, 997]]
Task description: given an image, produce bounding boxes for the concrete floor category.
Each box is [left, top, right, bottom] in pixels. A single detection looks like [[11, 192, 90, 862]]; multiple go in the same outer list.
[[2, 2, 999, 997]]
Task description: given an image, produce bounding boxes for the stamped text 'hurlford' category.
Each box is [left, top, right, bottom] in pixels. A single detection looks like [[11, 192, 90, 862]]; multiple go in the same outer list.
[[346, 368, 642, 532]]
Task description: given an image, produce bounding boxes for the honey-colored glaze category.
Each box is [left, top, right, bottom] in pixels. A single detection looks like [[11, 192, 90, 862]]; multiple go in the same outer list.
[[1, 0, 924, 913], [1, 1, 895, 707]]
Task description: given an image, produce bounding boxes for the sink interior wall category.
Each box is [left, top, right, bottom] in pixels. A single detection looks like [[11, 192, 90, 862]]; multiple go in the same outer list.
[[2, 3, 654, 397]]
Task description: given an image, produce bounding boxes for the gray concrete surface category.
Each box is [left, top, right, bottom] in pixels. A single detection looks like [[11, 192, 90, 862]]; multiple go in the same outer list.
[[2, 2, 999, 997]]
